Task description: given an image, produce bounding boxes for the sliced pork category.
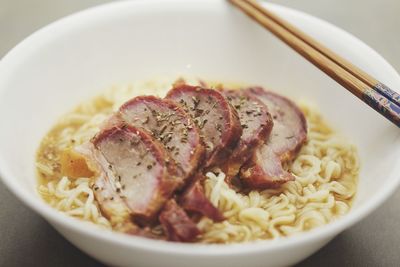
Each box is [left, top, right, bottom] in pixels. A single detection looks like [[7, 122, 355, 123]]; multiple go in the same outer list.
[[91, 124, 180, 222], [119, 95, 223, 224], [159, 199, 201, 242], [82, 82, 308, 242], [220, 89, 273, 179], [240, 87, 307, 189], [119, 96, 205, 184], [166, 84, 242, 168], [179, 179, 224, 222], [91, 168, 137, 229]]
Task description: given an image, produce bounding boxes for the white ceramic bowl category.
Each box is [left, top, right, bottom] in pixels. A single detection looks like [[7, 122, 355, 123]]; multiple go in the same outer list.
[[1, 1, 400, 266]]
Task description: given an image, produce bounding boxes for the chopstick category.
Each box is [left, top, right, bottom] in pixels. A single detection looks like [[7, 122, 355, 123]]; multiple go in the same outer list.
[[229, 0, 400, 128]]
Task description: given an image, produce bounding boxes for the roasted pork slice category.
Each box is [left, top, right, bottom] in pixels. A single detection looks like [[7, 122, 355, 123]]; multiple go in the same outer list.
[[92, 169, 137, 230], [118, 95, 204, 183], [159, 199, 201, 242], [91, 124, 180, 222], [240, 87, 307, 189], [220, 89, 273, 179], [166, 84, 242, 168], [179, 179, 224, 222]]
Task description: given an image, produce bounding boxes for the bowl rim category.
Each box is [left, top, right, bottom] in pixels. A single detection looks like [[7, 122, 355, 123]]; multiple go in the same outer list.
[[0, 0, 400, 256]]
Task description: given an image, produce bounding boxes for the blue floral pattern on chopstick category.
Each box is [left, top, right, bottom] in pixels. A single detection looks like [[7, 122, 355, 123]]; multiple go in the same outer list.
[[363, 83, 400, 127]]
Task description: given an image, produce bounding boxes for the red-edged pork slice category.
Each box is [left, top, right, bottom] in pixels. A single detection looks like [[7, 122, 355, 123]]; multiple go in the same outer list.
[[92, 168, 137, 230], [76, 141, 138, 232], [118, 95, 204, 184], [91, 124, 180, 222], [166, 84, 242, 168], [179, 179, 224, 222], [220, 89, 273, 179], [240, 87, 307, 189], [159, 199, 201, 242]]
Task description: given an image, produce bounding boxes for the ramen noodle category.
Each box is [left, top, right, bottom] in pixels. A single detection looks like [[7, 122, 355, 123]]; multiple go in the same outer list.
[[36, 79, 359, 242]]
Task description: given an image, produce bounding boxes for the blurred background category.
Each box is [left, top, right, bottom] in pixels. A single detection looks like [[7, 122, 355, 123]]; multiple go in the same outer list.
[[1, 0, 399, 266]]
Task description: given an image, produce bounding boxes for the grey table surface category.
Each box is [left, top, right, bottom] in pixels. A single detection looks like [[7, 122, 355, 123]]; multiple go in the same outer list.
[[1, 0, 400, 266]]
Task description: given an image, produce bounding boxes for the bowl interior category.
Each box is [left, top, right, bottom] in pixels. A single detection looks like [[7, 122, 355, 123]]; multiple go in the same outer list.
[[0, 0, 400, 251]]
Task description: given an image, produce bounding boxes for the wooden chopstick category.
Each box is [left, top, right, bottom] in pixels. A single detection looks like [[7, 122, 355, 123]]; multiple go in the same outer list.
[[229, 0, 400, 128], [243, 0, 400, 108]]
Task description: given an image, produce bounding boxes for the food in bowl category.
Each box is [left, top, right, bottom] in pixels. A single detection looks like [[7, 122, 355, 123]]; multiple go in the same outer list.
[[36, 78, 359, 243]]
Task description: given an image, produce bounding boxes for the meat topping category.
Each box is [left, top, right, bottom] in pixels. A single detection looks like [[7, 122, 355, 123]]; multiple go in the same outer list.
[[119, 96, 204, 183], [91, 124, 180, 222], [220, 89, 273, 179], [240, 87, 307, 189], [166, 84, 242, 168]]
